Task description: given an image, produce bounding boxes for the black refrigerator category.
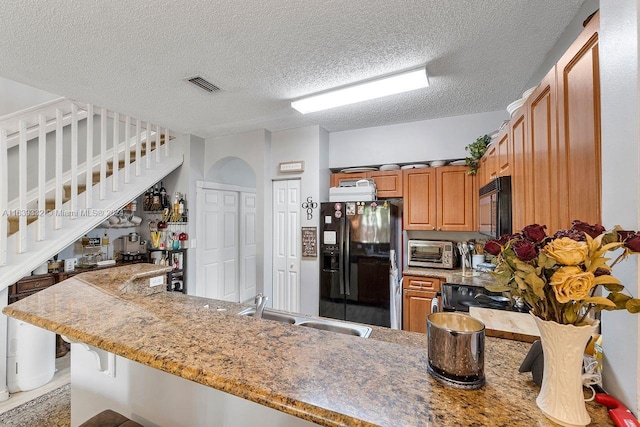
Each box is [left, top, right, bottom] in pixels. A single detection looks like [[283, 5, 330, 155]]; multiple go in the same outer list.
[[319, 201, 398, 327]]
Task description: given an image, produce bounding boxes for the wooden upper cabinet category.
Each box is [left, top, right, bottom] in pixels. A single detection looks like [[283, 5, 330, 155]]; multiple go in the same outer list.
[[330, 170, 402, 198], [526, 66, 558, 232], [510, 106, 528, 232], [477, 128, 508, 189], [403, 168, 437, 230], [367, 170, 403, 198], [437, 166, 475, 231], [496, 128, 511, 177], [556, 12, 601, 228]]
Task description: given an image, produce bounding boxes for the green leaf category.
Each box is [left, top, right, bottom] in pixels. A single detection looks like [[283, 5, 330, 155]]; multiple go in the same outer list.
[[544, 255, 557, 269], [514, 260, 535, 274], [514, 275, 527, 290], [526, 272, 546, 299], [626, 299, 640, 314], [583, 296, 617, 307], [603, 283, 625, 293], [608, 292, 632, 310], [486, 285, 512, 293], [564, 307, 578, 324], [491, 269, 513, 286]]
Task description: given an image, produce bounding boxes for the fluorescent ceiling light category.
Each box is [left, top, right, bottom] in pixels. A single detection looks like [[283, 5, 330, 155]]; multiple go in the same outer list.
[[291, 67, 429, 114]]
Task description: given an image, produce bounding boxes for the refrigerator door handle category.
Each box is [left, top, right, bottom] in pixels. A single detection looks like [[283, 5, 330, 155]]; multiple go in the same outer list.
[[338, 219, 345, 296], [345, 219, 351, 296]]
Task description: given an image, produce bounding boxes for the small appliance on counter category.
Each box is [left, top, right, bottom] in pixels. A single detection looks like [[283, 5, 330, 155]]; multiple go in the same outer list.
[[113, 234, 148, 262], [407, 240, 457, 269]]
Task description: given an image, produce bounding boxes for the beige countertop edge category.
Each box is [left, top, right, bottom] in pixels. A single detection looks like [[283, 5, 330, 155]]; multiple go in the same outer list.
[[2, 306, 374, 427]]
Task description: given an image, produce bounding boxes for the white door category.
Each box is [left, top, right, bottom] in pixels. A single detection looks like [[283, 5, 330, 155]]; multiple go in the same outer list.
[[199, 189, 239, 301], [272, 180, 301, 312], [239, 192, 257, 302]]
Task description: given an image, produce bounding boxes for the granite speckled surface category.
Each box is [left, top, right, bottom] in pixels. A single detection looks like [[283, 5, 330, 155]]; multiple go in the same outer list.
[[403, 266, 498, 288], [3, 265, 612, 426]]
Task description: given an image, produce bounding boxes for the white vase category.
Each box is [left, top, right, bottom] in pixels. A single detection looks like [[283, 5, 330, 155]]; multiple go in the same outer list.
[[532, 313, 599, 427]]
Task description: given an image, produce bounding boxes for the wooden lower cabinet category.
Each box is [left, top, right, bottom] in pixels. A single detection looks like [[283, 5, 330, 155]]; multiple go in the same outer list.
[[403, 289, 436, 334], [402, 275, 441, 333]]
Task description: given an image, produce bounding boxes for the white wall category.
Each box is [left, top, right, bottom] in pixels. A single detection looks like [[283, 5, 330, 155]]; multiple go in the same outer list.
[[205, 129, 271, 298], [270, 126, 329, 316], [599, 0, 640, 414], [0, 76, 59, 117], [328, 110, 508, 169]]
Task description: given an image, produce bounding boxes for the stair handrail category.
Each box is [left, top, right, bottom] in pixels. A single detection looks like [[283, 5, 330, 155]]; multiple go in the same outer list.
[[5, 129, 158, 212]]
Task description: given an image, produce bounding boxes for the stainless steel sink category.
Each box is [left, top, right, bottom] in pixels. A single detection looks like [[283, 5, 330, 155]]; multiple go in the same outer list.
[[237, 307, 372, 338], [297, 320, 371, 337], [236, 307, 296, 324]]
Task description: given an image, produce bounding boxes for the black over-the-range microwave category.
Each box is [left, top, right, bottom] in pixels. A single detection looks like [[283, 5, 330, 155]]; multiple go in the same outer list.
[[478, 176, 512, 239]]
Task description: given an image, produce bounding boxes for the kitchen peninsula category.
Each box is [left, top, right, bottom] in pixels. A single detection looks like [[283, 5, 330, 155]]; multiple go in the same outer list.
[[3, 266, 611, 426]]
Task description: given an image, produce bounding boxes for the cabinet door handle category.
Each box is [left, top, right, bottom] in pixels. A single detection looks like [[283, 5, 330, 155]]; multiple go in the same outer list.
[[431, 227, 436, 231]]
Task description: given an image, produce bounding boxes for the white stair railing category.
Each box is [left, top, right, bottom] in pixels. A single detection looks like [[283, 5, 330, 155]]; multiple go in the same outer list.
[[0, 99, 183, 282]]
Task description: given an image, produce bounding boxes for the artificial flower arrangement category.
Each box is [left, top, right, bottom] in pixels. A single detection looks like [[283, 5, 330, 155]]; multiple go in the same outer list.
[[484, 220, 640, 325]]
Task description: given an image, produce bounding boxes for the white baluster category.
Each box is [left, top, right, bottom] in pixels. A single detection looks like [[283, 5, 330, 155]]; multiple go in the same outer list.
[[112, 112, 119, 192], [145, 121, 151, 169], [155, 125, 161, 163], [54, 109, 63, 230], [18, 120, 27, 253], [71, 104, 78, 218], [135, 119, 141, 176], [164, 128, 170, 157], [85, 104, 93, 208], [100, 108, 107, 199], [0, 129, 8, 265], [124, 115, 130, 183], [37, 114, 46, 241]]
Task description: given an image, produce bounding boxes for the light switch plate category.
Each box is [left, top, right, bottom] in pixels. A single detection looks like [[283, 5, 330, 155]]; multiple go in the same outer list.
[[64, 258, 76, 272], [149, 276, 164, 287]]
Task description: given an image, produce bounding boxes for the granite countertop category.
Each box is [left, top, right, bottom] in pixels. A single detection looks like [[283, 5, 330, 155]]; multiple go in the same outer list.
[[403, 266, 498, 288], [3, 265, 611, 426]]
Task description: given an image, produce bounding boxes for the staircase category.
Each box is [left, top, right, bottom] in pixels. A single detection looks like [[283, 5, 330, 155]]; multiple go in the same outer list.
[[0, 98, 184, 290]]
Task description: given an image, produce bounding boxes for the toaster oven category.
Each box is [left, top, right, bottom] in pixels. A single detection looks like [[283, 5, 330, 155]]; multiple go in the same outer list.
[[407, 240, 457, 269]]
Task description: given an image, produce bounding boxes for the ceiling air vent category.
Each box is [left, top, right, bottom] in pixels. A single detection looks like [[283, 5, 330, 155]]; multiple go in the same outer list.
[[187, 76, 221, 93]]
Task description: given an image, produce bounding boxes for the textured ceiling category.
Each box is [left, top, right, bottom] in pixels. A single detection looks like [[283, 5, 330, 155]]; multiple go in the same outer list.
[[0, 1, 584, 138]]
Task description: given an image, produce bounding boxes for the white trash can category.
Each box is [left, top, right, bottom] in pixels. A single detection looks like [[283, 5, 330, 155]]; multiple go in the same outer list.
[[7, 318, 55, 393]]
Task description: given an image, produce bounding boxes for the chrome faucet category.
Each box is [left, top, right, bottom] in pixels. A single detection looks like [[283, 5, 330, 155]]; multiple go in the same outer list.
[[254, 293, 269, 319]]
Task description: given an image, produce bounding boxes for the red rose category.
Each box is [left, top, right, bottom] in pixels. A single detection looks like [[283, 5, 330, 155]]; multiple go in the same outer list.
[[571, 220, 605, 239], [512, 239, 538, 261], [522, 224, 547, 242], [553, 228, 587, 242], [484, 240, 503, 256], [593, 267, 610, 277], [497, 233, 520, 245], [617, 230, 635, 242], [624, 232, 640, 253]]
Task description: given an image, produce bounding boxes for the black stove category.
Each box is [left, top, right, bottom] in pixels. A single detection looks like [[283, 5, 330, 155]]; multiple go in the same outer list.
[[441, 283, 529, 313]]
